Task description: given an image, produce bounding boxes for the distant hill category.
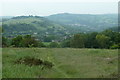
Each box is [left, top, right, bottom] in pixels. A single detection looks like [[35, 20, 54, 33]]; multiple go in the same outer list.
[[0, 16, 13, 22], [2, 16, 67, 39], [2, 14, 118, 40], [46, 13, 118, 32], [109, 27, 119, 32], [0, 16, 13, 19]]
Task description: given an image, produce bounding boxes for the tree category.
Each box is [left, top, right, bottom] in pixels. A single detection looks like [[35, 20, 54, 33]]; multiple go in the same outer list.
[[39, 42, 46, 47], [11, 35, 23, 47], [2, 36, 8, 47], [84, 32, 99, 48], [70, 34, 84, 48], [49, 42, 60, 48], [101, 30, 114, 45], [110, 43, 120, 49], [21, 35, 39, 47], [61, 39, 70, 48], [11, 35, 40, 47], [96, 34, 110, 48]]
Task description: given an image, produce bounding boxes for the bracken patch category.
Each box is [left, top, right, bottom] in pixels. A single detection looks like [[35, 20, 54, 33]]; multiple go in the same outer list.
[[14, 56, 54, 69]]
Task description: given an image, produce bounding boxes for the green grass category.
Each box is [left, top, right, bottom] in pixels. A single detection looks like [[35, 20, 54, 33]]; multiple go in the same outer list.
[[2, 48, 118, 78]]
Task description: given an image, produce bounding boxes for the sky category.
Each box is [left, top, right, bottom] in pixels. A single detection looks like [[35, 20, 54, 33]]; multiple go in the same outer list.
[[0, 0, 119, 16]]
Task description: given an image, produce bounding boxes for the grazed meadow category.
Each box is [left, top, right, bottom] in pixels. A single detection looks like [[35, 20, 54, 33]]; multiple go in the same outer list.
[[2, 48, 118, 78]]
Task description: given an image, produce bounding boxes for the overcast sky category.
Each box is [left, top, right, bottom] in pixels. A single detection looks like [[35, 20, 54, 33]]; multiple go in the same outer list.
[[0, 0, 119, 16]]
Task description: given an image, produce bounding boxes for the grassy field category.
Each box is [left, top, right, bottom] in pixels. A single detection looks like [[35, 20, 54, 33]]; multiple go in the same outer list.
[[2, 48, 118, 78]]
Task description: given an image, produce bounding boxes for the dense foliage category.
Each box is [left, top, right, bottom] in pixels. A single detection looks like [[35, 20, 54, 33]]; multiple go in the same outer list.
[[60, 30, 120, 49], [3, 35, 44, 48], [2, 30, 120, 49]]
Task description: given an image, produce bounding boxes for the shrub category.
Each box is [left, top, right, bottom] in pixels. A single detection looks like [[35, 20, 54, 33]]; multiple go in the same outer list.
[[61, 40, 70, 48], [110, 44, 120, 49], [49, 42, 60, 48]]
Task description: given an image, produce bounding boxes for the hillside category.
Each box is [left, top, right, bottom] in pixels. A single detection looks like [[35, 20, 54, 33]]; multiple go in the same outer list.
[[2, 14, 118, 41], [2, 16, 67, 40], [46, 13, 118, 32], [109, 27, 119, 32]]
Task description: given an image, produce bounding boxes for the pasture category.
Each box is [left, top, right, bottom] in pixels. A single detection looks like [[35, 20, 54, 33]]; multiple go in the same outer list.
[[2, 48, 118, 78]]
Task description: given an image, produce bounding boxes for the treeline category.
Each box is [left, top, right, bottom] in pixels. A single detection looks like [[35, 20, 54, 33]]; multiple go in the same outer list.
[[2, 35, 45, 48], [61, 30, 120, 49], [2, 30, 120, 49]]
